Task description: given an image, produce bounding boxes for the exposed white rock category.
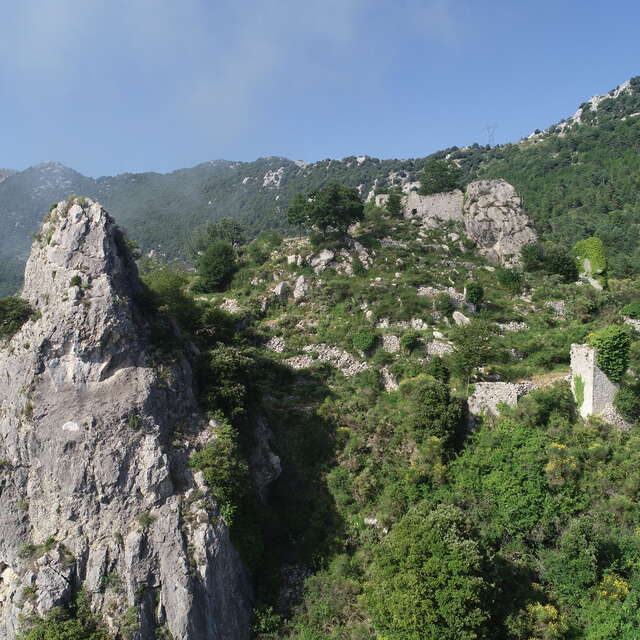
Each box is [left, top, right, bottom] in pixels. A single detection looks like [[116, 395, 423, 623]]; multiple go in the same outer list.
[[544, 300, 566, 318], [381, 367, 399, 392], [266, 336, 286, 353], [310, 249, 335, 274], [296, 344, 369, 377], [497, 321, 528, 333], [0, 199, 251, 639], [220, 297, 243, 314], [273, 281, 289, 300], [624, 317, 640, 332], [452, 311, 471, 326], [293, 275, 309, 300], [426, 340, 453, 357], [462, 180, 537, 267], [382, 335, 401, 353]]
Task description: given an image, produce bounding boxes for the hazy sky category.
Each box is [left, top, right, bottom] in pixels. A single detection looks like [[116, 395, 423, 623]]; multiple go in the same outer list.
[[1, 1, 638, 176]]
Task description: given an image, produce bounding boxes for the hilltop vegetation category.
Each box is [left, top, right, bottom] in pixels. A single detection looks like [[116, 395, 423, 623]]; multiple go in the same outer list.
[[2, 77, 640, 297], [119, 183, 640, 639]]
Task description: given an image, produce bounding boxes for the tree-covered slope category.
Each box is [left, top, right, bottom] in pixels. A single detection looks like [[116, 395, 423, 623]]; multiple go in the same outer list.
[[2, 76, 639, 296]]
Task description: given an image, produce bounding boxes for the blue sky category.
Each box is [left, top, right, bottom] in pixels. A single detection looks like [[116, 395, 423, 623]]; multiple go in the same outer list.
[[1, 1, 638, 177]]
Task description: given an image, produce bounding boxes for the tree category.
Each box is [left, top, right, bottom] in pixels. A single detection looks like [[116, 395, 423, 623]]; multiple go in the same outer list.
[[387, 189, 403, 217], [363, 503, 490, 640], [464, 281, 484, 306], [419, 158, 462, 195], [450, 320, 496, 382], [287, 183, 364, 235], [195, 241, 236, 292], [188, 218, 246, 258]]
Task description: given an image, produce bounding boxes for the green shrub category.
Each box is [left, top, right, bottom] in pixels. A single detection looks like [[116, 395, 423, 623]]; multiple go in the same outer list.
[[574, 237, 607, 286], [614, 384, 640, 422], [195, 241, 236, 292], [496, 268, 523, 294], [573, 375, 585, 409], [386, 192, 403, 217], [521, 243, 544, 272], [543, 245, 579, 282], [435, 292, 455, 317], [69, 275, 82, 287], [17, 590, 110, 640], [622, 301, 640, 319], [589, 325, 631, 381], [419, 158, 462, 195], [352, 329, 376, 352], [189, 420, 250, 526], [142, 265, 200, 330], [0, 297, 35, 341], [363, 503, 490, 640], [400, 330, 421, 352], [464, 281, 484, 306]]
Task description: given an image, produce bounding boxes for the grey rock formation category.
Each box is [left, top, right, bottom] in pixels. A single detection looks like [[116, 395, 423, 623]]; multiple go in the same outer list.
[[452, 311, 471, 326], [462, 180, 537, 267], [395, 180, 537, 266], [0, 199, 251, 639], [310, 249, 335, 274], [293, 275, 309, 300]]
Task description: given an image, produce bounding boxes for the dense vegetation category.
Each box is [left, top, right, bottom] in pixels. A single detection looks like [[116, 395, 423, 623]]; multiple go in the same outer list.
[[11, 76, 640, 639]]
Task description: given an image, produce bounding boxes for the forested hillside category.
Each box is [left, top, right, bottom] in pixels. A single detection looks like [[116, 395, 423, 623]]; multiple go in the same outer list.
[[1, 77, 639, 296]]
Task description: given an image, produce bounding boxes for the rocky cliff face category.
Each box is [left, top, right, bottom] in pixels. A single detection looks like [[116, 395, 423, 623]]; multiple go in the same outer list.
[[378, 179, 537, 266], [0, 199, 251, 638], [462, 179, 537, 267]]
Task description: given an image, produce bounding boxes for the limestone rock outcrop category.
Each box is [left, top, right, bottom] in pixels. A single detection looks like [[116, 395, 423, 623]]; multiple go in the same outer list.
[[462, 180, 537, 267], [382, 179, 537, 266], [0, 199, 251, 639]]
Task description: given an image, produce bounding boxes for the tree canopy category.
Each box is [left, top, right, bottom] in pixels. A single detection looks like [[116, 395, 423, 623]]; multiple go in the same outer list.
[[419, 158, 463, 195], [287, 183, 364, 234]]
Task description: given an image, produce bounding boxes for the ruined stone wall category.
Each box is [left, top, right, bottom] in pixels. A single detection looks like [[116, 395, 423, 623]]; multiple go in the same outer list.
[[570, 344, 618, 418]]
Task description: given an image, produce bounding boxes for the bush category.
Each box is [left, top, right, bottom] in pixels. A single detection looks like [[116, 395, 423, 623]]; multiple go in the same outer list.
[[387, 192, 403, 217], [589, 325, 631, 382], [614, 384, 640, 422], [464, 281, 484, 306], [0, 297, 35, 341], [521, 243, 544, 272], [352, 329, 376, 352], [400, 330, 421, 352], [17, 590, 110, 640], [189, 419, 250, 526], [363, 503, 490, 640], [622, 301, 640, 319], [544, 245, 579, 282], [419, 158, 462, 195], [496, 268, 523, 294], [196, 241, 236, 292], [288, 184, 364, 234], [574, 237, 607, 287], [435, 292, 455, 317], [142, 265, 200, 330]]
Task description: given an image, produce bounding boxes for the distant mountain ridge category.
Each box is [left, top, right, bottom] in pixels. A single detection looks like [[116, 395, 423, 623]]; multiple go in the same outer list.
[[0, 75, 639, 295]]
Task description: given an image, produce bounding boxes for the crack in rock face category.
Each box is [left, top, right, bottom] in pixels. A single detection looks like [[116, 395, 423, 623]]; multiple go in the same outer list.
[[0, 198, 251, 639]]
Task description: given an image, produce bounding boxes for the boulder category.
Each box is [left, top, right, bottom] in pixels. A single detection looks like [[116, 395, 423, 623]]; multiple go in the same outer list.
[[293, 275, 309, 300]]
